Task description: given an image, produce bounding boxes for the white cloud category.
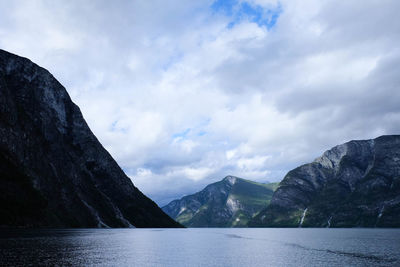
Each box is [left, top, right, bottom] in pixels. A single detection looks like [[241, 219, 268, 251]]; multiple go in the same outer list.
[[1, 0, 399, 205]]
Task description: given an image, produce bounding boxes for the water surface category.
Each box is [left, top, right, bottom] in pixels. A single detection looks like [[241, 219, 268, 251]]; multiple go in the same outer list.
[[1, 228, 399, 266]]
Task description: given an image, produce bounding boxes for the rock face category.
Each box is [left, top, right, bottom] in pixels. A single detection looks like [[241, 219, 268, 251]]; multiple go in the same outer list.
[[162, 176, 278, 227], [250, 135, 400, 227], [0, 49, 181, 228]]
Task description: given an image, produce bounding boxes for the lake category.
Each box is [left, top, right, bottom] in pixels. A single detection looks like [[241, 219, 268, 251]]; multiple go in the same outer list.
[[0, 228, 399, 266]]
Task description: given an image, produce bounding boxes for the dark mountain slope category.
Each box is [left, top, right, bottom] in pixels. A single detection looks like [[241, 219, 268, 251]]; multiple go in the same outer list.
[[162, 176, 278, 227], [0, 49, 181, 228], [249, 135, 400, 227]]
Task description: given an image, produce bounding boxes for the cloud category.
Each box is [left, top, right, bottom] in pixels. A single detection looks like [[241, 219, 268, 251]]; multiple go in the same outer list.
[[1, 0, 399, 205]]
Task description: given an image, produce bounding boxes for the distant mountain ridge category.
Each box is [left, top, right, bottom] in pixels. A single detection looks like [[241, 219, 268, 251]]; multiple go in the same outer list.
[[249, 135, 400, 227], [162, 176, 278, 227], [0, 49, 181, 228]]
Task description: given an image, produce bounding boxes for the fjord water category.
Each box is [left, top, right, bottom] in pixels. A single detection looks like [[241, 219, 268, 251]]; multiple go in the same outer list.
[[1, 228, 399, 266]]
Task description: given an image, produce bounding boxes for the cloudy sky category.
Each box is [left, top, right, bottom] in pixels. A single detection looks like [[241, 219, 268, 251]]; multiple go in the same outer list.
[[1, 0, 399, 205]]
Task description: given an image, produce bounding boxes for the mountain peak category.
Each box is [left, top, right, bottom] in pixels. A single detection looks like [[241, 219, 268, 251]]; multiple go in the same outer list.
[[250, 135, 400, 227], [223, 175, 238, 185], [162, 176, 278, 227]]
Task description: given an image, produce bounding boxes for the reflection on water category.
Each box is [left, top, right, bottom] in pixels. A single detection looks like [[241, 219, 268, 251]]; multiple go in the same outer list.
[[0, 228, 399, 266]]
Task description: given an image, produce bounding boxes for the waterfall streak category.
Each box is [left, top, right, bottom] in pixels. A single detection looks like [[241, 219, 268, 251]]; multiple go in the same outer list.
[[299, 208, 308, 227]]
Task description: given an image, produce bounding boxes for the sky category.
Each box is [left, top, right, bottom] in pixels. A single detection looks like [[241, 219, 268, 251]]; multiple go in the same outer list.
[[1, 0, 400, 206]]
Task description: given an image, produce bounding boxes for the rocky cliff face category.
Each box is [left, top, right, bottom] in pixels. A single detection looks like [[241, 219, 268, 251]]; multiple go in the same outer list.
[[0, 49, 181, 228], [162, 176, 278, 227], [250, 135, 400, 227]]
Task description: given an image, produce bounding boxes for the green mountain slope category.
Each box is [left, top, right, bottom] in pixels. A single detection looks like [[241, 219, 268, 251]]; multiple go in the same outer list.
[[162, 176, 278, 227]]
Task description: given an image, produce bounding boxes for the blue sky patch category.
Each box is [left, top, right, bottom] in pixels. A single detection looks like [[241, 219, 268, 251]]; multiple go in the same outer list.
[[211, 0, 282, 29], [111, 120, 128, 133], [197, 130, 207, 136], [172, 128, 191, 139], [172, 118, 210, 140], [211, 0, 237, 16]]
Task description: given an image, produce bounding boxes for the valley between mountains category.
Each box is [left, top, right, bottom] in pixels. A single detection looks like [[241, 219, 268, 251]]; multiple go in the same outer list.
[[1, 49, 399, 228]]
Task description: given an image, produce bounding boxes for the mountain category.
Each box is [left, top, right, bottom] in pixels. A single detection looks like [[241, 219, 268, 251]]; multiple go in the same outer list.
[[162, 176, 278, 227], [249, 135, 400, 227], [0, 49, 181, 228]]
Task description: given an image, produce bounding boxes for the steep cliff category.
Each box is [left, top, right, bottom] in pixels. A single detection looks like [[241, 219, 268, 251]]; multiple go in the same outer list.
[[162, 176, 278, 227], [0, 49, 181, 228], [249, 135, 400, 227]]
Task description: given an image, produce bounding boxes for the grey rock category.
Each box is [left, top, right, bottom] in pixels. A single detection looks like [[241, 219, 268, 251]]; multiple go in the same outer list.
[[249, 135, 400, 227]]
